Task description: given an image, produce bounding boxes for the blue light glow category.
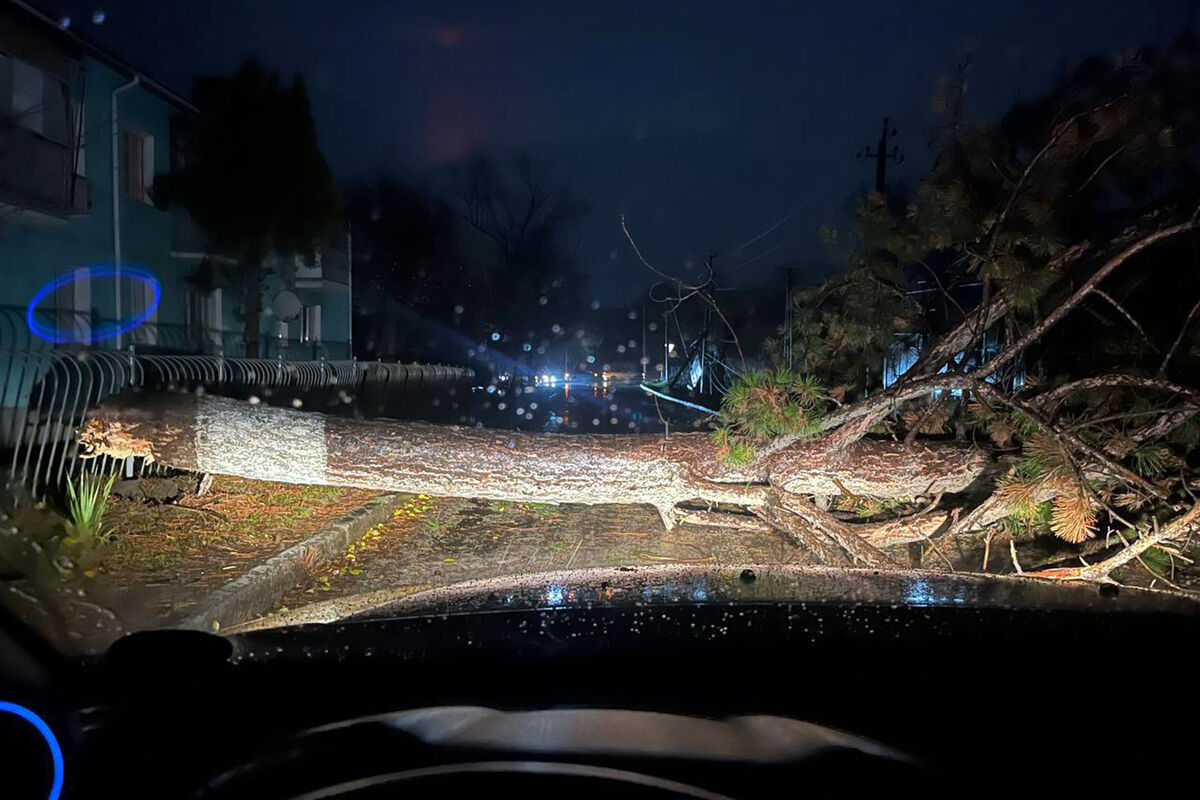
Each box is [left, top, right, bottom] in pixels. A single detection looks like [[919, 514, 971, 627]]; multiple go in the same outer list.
[[903, 579, 967, 607], [904, 580, 935, 606], [26, 265, 160, 344], [0, 701, 64, 800]]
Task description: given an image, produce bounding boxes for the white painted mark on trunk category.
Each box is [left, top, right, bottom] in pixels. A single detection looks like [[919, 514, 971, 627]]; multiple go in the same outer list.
[[195, 398, 329, 485]]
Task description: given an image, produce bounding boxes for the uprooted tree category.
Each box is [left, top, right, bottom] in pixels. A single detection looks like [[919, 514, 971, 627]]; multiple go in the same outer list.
[[83, 37, 1200, 585]]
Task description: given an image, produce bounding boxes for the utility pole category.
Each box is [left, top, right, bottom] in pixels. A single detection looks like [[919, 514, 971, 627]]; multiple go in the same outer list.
[[346, 221, 353, 359], [784, 266, 793, 371], [857, 117, 904, 193]]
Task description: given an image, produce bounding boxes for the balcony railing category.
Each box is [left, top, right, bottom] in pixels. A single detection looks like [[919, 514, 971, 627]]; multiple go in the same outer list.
[[0, 122, 90, 216]]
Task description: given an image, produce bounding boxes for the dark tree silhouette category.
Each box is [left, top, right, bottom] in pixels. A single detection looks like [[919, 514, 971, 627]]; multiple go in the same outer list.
[[450, 154, 589, 338], [157, 59, 341, 356], [345, 176, 461, 318]]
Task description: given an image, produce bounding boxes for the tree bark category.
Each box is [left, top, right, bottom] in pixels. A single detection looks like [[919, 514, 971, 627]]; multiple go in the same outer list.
[[80, 394, 990, 528]]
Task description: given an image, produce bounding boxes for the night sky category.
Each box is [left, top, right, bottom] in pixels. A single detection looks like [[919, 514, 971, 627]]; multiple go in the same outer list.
[[44, 0, 1196, 303]]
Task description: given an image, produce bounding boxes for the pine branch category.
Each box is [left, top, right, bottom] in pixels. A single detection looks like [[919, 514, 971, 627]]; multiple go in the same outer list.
[[984, 220, 1200, 378], [974, 383, 1169, 501], [1026, 503, 1200, 582]]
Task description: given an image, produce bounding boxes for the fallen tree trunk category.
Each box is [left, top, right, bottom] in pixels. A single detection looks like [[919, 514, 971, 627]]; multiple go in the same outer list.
[[80, 394, 990, 532]]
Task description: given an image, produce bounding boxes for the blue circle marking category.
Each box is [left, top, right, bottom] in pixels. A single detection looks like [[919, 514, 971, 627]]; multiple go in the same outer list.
[[26, 264, 161, 344], [0, 701, 64, 800]]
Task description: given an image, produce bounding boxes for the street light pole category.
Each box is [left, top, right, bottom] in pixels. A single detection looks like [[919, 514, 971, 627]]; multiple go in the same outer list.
[[662, 312, 669, 382], [641, 304, 646, 380]]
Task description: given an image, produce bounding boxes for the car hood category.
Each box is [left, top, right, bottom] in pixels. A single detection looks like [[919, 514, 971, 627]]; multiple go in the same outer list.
[[227, 563, 1200, 632]]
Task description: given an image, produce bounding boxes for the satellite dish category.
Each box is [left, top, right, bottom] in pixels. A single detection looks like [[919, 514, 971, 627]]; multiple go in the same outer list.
[[272, 290, 302, 322]]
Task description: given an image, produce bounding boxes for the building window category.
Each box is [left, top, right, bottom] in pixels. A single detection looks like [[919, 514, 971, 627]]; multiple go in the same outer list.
[[54, 268, 91, 345], [2, 55, 70, 144], [129, 278, 158, 346], [300, 304, 322, 344], [123, 128, 155, 203], [10, 56, 44, 134], [185, 287, 222, 351], [294, 251, 323, 284]]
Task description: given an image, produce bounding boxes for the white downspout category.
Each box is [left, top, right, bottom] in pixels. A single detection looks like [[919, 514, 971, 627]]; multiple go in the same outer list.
[[346, 222, 353, 359], [111, 74, 139, 349]]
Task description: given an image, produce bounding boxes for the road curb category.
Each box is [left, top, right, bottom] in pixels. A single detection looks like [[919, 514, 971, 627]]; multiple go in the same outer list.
[[177, 493, 407, 632]]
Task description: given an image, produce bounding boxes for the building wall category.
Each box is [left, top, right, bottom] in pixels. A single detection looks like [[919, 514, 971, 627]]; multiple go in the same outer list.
[[1, 4, 351, 443], [1, 58, 350, 357], [0, 51, 184, 337]]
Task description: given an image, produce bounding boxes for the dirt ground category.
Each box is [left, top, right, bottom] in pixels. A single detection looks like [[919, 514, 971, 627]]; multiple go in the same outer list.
[[88, 476, 381, 628], [273, 496, 805, 618], [8, 472, 1198, 652]]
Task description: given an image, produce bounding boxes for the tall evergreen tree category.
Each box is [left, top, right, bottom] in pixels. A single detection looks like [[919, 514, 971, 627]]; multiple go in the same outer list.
[[157, 59, 341, 356]]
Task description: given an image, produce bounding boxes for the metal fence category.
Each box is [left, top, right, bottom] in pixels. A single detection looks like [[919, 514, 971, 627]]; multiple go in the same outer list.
[[1, 349, 474, 499]]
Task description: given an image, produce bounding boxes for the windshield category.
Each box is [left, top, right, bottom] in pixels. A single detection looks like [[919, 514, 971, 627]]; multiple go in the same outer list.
[[3, 0, 1200, 654]]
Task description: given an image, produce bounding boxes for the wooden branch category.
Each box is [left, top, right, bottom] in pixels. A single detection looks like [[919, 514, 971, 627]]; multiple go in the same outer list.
[[806, 221, 1198, 456], [907, 242, 1092, 380], [750, 500, 847, 565], [773, 491, 894, 567], [976, 384, 1168, 500], [1071, 141, 1129, 196], [1133, 407, 1199, 444], [983, 220, 1200, 378], [947, 484, 1055, 538], [1159, 296, 1200, 378], [774, 221, 1196, 451], [1093, 289, 1156, 351], [1026, 504, 1200, 582], [679, 510, 771, 532], [982, 96, 1125, 247]]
